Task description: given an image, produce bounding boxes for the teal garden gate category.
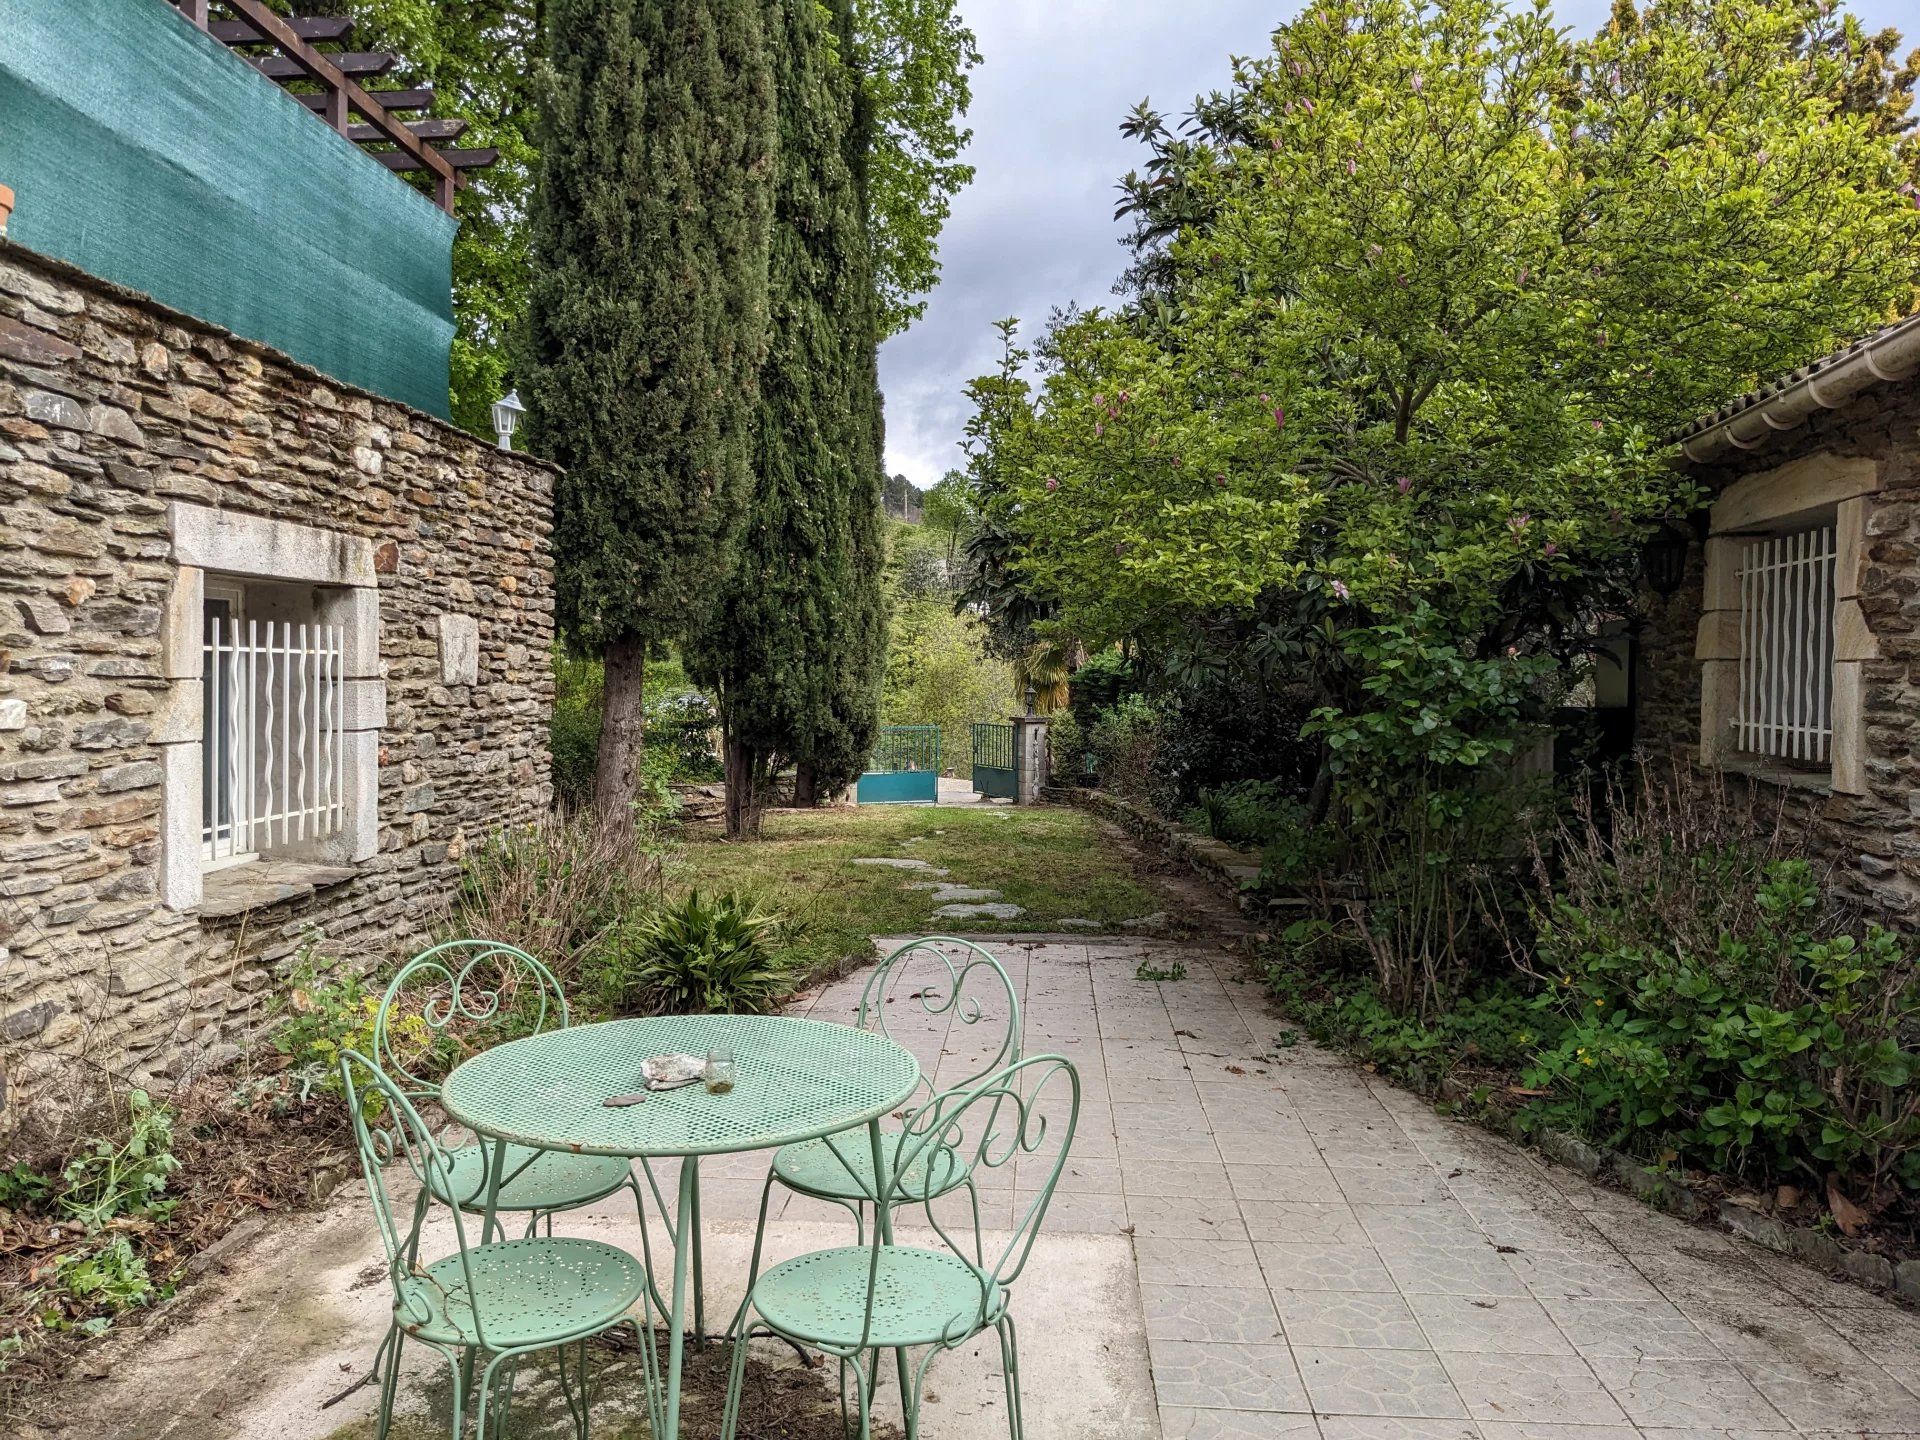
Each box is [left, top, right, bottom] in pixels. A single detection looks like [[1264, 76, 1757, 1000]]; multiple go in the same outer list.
[[971, 722, 1017, 800], [855, 725, 940, 804]]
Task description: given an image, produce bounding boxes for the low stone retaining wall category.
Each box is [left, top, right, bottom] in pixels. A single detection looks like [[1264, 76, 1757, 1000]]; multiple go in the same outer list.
[[1047, 784, 1264, 909]]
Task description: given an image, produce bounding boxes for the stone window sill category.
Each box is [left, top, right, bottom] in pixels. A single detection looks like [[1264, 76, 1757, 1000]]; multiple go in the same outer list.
[[1717, 755, 1832, 795], [199, 858, 358, 920]]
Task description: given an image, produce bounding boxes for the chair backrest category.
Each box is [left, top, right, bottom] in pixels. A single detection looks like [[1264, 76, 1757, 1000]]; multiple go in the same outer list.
[[856, 936, 1022, 1101], [872, 1054, 1079, 1348], [339, 1048, 497, 1348], [373, 938, 568, 1106]]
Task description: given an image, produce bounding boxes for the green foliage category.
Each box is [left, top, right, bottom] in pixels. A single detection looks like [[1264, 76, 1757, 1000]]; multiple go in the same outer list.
[[1191, 781, 1301, 850], [552, 650, 723, 805], [1523, 860, 1920, 1194], [595, 891, 795, 1015], [49, 1238, 157, 1327], [1135, 958, 1188, 983], [523, 0, 776, 661], [272, 957, 393, 1106], [52, 1090, 181, 1233], [1083, 695, 1168, 809], [880, 596, 1014, 776], [1044, 709, 1085, 782], [850, 0, 982, 333]]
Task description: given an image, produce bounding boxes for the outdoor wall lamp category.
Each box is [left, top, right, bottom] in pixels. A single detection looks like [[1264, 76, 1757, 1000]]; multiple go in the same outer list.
[[490, 388, 525, 450], [1024, 685, 1038, 716], [1641, 519, 1698, 599]]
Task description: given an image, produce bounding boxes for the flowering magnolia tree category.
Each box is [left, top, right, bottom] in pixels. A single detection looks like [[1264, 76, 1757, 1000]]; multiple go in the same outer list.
[[970, 0, 1918, 670]]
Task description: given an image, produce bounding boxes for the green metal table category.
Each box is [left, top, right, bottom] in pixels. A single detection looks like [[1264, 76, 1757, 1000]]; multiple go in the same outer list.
[[440, 1013, 921, 1440]]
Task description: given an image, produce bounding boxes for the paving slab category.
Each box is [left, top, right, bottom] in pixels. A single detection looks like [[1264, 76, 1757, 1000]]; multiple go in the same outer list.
[[61, 933, 1920, 1439]]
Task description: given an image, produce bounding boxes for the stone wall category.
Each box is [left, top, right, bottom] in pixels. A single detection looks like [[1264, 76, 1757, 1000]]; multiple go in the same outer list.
[[1634, 379, 1919, 922], [0, 241, 557, 1105]]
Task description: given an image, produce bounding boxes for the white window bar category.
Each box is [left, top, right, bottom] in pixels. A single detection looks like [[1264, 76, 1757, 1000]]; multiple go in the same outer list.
[[202, 617, 346, 864], [1734, 523, 1836, 766]]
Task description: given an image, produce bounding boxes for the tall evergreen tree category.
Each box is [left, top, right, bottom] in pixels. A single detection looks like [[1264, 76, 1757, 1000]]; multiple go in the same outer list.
[[521, 0, 775, 832], [687, 0, 880, 835]]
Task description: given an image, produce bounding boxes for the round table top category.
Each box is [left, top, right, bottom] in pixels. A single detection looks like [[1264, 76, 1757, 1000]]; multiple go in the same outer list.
[[439, 1013, 922, 1159]]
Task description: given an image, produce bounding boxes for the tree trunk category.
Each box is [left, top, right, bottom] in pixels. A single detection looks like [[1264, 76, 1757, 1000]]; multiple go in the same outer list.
[[793, 762, 818, 808], [724, 734, 762, 839], [593, 641, 646, 835]]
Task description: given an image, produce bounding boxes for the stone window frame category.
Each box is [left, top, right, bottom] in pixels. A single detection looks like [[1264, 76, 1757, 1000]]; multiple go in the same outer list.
[[1696, 452, 1880, 796], [157, 503, 384, 913]]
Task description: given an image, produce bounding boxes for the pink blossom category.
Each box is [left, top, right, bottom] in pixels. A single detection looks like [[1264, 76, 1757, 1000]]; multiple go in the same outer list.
[[1045, 476, 1059, 492], [1543, 541, 1559, 557], [1411, 72, 1423, 93], [1331, 579, 1351, 600], [1118, 390, 1131, 403], [1273, 405, 1286, 430], [1260, 392, 1271, 403], [1397, 476, 1412, 494], [1517, 265, 1529, 285], [1094, 423, 1105, 438], [1509, 513, 1531, 532], [1591, 419, 1603, 433], [1114, 543, 1127, 556], [1216, 474, 1229, 488], [1346, 158, 1356, 175]]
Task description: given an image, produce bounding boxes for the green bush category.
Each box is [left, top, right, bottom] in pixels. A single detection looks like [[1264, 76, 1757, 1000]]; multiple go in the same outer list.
[[1523, 859, 1920, 1196], [551, 648, 722, 805], [1085, 694, 1168, 808], [594, 890, 795, 1016], [1044, 709, 1085, 781], [1190, 780, 1301, 849], [53, 1089, 182, 1232]]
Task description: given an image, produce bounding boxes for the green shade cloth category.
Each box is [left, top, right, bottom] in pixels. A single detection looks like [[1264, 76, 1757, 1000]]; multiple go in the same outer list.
[[0, 0, 455, 416]]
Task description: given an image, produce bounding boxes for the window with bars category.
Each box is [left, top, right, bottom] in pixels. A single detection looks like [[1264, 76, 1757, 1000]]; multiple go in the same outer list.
[[1732, 522, 1837, 767], [200, 584, 349, 867]]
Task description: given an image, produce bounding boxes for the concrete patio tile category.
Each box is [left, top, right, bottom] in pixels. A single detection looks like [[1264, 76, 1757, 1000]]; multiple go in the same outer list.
[[1129, 1159, 1237, 1197], [1406, 1293, 1572, 1355], [1438, 1352, 1630, 1426], [1137, 1236, 1265, 1286], [1149, 1338, 1311, 1412], [1820, 1303, 1920, 1392], [1128, 1191, 1253, 1241], [1271, 1289, 1428, 1350], [1293, 1345, 1469, 1419], [1142, 1283, 1288, 1344], [1159, 1406, 1322, 1438], [1037, 1153, 1124, 1193], [1502, 1247, 1665, 1303], [1254, 1241, 1399, 1292], [1239, 1200, 1367, 1245], [1584, 1356, 1790, 1429], [1119, 1129, 1227, 1163], [1353, 1202, 1485, 1248], [1541, 1298, 1725, 1360], [1333, 1167, 1456, 1206], [1734, 1352, 1920, 1433], [1375, 1241, 1532, 1298], [1229, 1162, 1348, 1204], [1318, 1422, 1479, 1440], [1477, 1425, 1640, 1440], [1025, 1186, 1127, 1234]]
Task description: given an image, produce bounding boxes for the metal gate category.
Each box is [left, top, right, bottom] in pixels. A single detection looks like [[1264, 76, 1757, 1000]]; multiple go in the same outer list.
[[971, 722, 1017, 800], [855, 725, 940, 804]]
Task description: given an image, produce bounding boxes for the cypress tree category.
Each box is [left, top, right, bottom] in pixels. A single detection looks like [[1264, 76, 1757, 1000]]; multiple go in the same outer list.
[[522, 0, 775, 832], [687, 0, 882, 835]]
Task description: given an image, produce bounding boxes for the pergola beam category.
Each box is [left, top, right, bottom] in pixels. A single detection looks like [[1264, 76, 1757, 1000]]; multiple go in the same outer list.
[[210, 15, 352, 43]]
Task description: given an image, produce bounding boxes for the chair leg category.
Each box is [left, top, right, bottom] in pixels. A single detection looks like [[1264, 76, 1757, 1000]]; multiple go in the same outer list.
[[557, 1337, 589, 1440], [374, 1324, 405, 1440], [996, 1315, 1025, 1440], [725, 1173, 780, 1341], [445, 1345, 471, 1440], [475, 1351, 515, 1440], [719, 1314, 754, 1440], [627, 1174, 672, 1320]]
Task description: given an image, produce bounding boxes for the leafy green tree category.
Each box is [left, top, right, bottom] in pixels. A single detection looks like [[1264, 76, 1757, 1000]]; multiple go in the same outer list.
[[521, 0, 775, 831], [687, 0, 880, 835], [977, 0, 1918, 687]]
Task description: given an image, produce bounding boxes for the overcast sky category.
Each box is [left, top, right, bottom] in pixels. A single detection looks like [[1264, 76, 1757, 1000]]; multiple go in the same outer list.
[[878, 0, 1915, 489]]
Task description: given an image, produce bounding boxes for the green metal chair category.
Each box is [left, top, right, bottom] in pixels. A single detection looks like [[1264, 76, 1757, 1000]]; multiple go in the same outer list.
[[756, 936, 1022, 1244], [373, 940, 649, 1240], [340, 1048, 658, 1440], [723, 1054, 1080, 1440]]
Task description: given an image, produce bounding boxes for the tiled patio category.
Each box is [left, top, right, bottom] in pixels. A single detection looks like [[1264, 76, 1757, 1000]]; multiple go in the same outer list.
[[72, 934, 1920, 1440], [821, 937, 1920, 1440]]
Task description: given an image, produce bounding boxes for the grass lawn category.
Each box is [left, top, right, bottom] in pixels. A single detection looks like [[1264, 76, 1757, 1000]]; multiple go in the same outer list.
[[666, 804, 1169, 980]]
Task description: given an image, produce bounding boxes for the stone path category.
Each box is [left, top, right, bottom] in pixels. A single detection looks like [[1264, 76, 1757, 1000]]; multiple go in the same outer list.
[[68, 935, 1920, 1440]]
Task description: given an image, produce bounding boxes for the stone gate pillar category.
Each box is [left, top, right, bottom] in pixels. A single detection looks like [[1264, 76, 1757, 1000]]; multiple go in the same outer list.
[[1009, 713, 1050, 806]]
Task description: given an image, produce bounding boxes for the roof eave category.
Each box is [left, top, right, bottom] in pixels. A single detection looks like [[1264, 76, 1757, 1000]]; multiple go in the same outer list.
[[1676, 314, 1920, 468]]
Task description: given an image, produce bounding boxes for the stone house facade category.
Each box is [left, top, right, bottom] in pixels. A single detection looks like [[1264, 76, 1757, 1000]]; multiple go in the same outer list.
[[1632, 315, 1920, 922], [0, 241, 556, 1102]]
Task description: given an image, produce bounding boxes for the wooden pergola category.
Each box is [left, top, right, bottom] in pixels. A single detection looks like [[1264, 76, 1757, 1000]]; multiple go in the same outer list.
[[164, 0, 496, 211]]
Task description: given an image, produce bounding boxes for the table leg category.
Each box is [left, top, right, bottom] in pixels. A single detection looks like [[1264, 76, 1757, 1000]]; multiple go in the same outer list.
[[867, 1119, 915, 1439], [480, 1135, 510, 1246], [690, 1159, 706, 1344], [663, 1155, 697, 1440]]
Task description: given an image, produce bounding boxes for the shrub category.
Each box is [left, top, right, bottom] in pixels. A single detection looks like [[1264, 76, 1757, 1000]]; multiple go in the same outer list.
[[594, 890, 795, 1015], [552, 648, 722, 804], [551, 650, 604, 806], [1085, 694, 1168, 808], [1524, 855, 1920, 1200], [1044, 709, 1085, 782], [50, 1089, 181, 1232], [1190, 779, 1302, 849], [1151, 674, 1318, 811], [452, 811, 664, 982]]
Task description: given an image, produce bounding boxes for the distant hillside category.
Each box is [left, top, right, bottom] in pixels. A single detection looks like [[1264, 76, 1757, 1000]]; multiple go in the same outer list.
[[883, 473, 924, 524]]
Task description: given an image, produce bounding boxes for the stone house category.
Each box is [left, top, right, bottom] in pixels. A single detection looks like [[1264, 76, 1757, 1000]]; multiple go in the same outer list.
[[1632, 315, 1920, 922], [0, 2, 556, 1103]]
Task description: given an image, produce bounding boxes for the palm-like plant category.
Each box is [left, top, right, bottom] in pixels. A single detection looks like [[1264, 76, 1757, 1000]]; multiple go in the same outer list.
[[601, 891, 793, 1015]]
